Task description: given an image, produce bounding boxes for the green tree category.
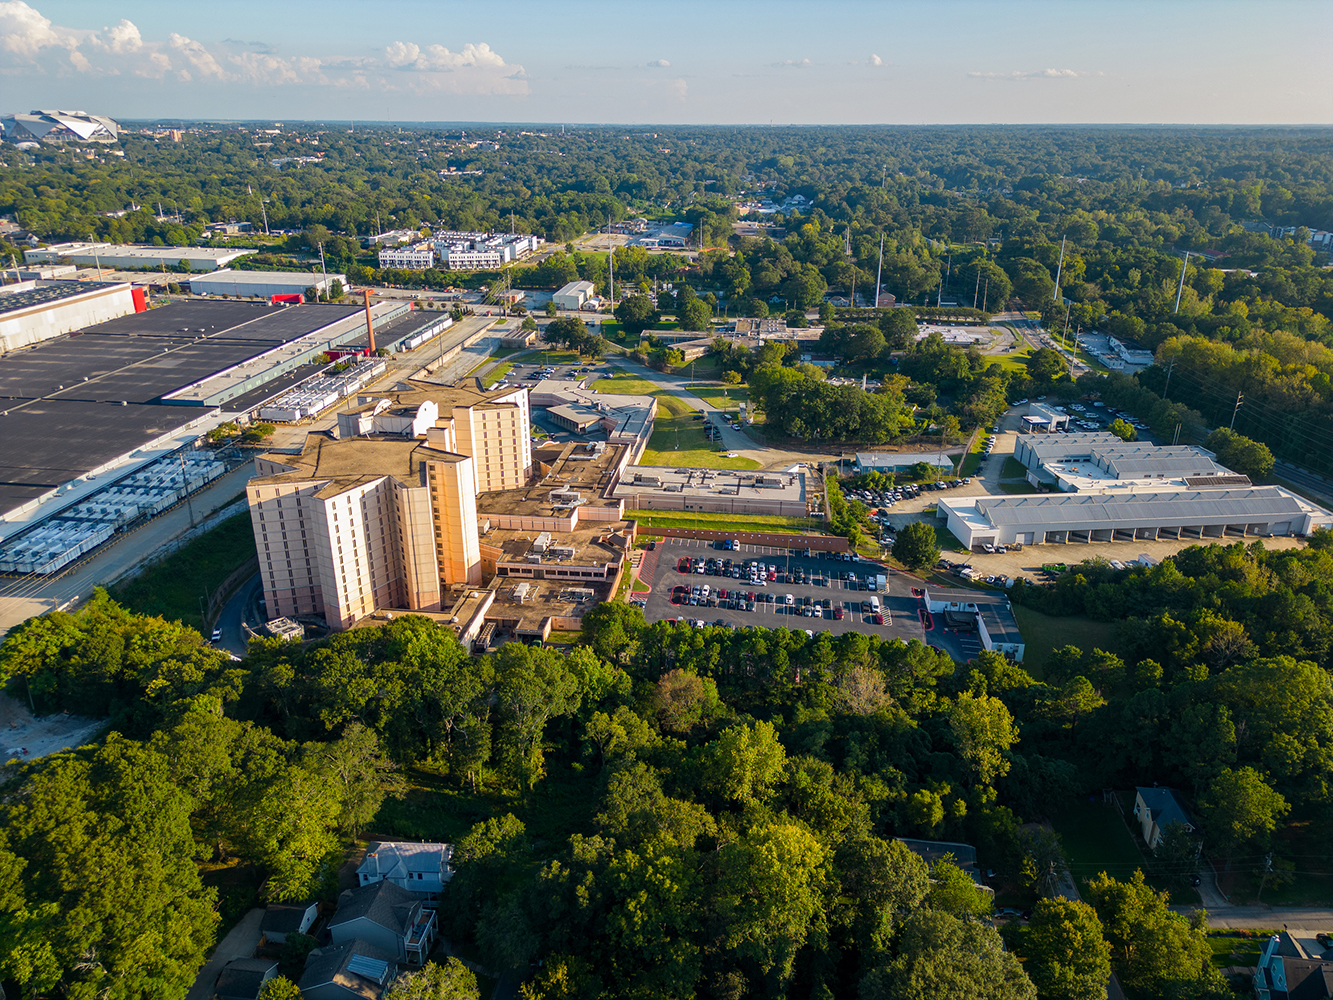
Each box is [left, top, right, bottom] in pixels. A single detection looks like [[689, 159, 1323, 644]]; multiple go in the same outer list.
[[545, 315, 588, 349], [1025, 348, 1066, 383], [1109, 418, 1137, 441], [1084, 870, 1226, 1000], [892, 521, 941, 571], [317, 722, 406, 836], [702, 720, 787, 805], [384, 958, 480, 1000], [927, 858, 992, 918], [1019, 828, 1069, 898], [1203, 428, 1274, 479], [948, 692, 1018, 785], [544, 300, 557, 317], [860, 910, 1036, 1000], [879, 309, 919, 351], [1197, 766, 1289, 858], [614, 293, 660, 334], [257, 977, 305, 1000], [0, 737, 218, 1000], [679, 297, 712, 331], [1020, 898, 1112, 1000]]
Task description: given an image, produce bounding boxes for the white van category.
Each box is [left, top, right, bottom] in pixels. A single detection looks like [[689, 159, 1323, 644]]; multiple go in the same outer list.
[[867, 596, 882, 614]]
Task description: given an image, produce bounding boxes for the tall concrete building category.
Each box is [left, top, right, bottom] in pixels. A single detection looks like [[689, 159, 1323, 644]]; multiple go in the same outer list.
[[247, 383, 532, 629]]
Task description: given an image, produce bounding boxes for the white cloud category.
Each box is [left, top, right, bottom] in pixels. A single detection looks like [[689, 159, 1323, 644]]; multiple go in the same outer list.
[[671, 77, 687, 101], [137, 50, 172, 78], [98, 18, 142, 54], [169, 32, 225, 78], [869, 54, 883, 66], [383, 39, 527, 94], [0, 1, 81, 57], [648, 58, 670, 68], [776, 57, 811, 67], [969, 68, 1094, 81]]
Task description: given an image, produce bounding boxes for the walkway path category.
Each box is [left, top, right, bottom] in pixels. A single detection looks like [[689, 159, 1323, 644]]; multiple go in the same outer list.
[[185, 908, 264, 1000]]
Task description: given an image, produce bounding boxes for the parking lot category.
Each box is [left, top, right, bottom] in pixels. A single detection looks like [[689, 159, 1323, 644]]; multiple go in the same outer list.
[[639, 538, 950, 647]]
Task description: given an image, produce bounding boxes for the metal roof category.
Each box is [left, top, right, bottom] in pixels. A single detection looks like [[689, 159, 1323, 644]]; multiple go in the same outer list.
[[974, 488, 1306, 527]]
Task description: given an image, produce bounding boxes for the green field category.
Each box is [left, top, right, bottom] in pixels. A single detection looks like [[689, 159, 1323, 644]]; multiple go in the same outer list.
[[983, 347, 1034, 373], [109, 511, 258, 634], [481, 361, 514, 388], [685, 383, 749, 410], [591, 371, 663, 396], [1207, 931, 1278, 970], [632, 509, 822, 534], [998, 481, 1038, 494], [1051, 797, 1156, 892], [640, 399, 762, 469], [1010, 605, 1123, 680], [1001, 456, 1028, 480]]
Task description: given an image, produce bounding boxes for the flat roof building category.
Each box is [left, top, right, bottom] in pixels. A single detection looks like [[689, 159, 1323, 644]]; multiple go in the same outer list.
[[25, 242, 255, 272], [1, 280, 142, 354], [378, 244, 436, 271], [613, 465, 810, 517], [188, 270, 347, 299], [247, 382, 534, 629], [855, 452, 956, 474], [553, 280, 596, 311]]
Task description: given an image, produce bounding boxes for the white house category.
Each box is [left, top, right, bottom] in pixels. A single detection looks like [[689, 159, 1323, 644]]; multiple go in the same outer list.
[[328, 880, 437, 966], [356, 841, 453, 900]]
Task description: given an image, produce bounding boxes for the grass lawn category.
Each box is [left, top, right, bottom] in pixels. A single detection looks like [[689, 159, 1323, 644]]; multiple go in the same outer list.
[[1051, 797, 1149, 888], [983, 348, 1034, 373], [591, 370, 664, 396], [933, 522, 969, 553], [109, 512, 257, 634], [481, 361, 514, 388], [632, 510, 823, 535], [1001, 456, 1028, 479], [686, 383, 749, 410], [545, 630, 584, 644], [998, 481, 1039, 494], [641, 394, 761, 470], [1009, 606, 1124, 680], [1207, 931, 1278, 970]]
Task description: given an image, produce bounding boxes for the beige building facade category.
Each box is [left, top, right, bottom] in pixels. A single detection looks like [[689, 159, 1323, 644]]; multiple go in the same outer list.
[[247, 382, 532, 630]]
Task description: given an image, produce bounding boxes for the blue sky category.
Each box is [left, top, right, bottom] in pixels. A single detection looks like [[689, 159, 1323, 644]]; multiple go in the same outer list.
[[2, 0, 1328, 124]]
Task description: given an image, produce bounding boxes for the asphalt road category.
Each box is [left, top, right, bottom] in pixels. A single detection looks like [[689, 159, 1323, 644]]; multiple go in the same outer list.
[[641, 538, 944, 647], [0, 465, 255, 636], [215, 571, 263, 657]]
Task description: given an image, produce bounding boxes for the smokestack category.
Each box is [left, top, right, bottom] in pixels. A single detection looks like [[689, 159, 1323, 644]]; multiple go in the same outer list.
[[363, 289, 376, 354]]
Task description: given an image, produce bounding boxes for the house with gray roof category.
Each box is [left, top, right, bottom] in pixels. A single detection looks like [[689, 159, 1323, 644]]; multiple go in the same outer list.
[[328, 879, 436, 966], [260, 900, 317, 945], [1133, 787, 1194, 850], [214, 957, 278, 1000], [356, 841, 452, 901], [1254, 929, 1333, 1000], [298, 939, 396, 1000]]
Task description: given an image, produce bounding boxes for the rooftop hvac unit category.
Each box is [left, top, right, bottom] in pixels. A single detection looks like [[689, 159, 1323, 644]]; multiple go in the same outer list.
[[532, 531, 552, 552], [526, 554, 543, 564], [549, 545, 576, 559], [513, 582, 531, 603]]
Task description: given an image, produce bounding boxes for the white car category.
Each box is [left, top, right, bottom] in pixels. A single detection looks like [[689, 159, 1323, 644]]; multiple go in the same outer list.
[[785, 594, 795, 605]]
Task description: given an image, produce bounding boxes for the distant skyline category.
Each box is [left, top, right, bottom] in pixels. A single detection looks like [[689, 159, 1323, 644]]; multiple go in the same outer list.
[[1, 0, 1329, 125]]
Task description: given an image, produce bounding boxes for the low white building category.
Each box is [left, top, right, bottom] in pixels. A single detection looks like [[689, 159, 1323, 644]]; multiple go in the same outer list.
[[378, 244, 436, 270], [25, 242, 254, 272], [553, 280, 596, 310], [855, 452, 956, 474], [188, 269, 345, 298]]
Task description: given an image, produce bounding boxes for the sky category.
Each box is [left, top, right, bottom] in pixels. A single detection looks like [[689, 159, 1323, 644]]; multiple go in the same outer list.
[[1, 0, 1330, 125]]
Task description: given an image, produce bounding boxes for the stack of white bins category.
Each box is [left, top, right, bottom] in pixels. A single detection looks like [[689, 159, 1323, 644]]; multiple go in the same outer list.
[[258, 358, 389, 423], [0, 451, 226, 575]]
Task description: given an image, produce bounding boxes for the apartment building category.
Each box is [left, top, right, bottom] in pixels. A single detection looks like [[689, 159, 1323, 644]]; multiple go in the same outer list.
[[377, 243, 436, 270], [246, 383, 533, 630]]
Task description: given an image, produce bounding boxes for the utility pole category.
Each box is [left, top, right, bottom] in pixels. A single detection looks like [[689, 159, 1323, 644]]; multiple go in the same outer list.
[[982, 278, 989, 313], [973, 268, 981, 310], [1257, 853, 1273, 902], [1162, 358, 1176, 399], [1052, 235, 1066, 301], [1230, 391, 1245, 431], [260, 199, 269, 236], [318, 242, 328, 299], [874, 233, 884, 310], [1174, 251, 1192, 313]]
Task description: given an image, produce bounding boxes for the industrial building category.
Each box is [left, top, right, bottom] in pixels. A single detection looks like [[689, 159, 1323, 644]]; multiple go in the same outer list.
[[553, 280, 596, 310], [25, 243, 255, 272], [939, 433, 1333, 549], [917, 585, 1025, 661], [1, 280, 144, 354], [188, 270, 347, 299], [377, 244, 437, 270], [2, 110, 119, 145], [0, 300, 371, 537], [527, 380, 656, 460]]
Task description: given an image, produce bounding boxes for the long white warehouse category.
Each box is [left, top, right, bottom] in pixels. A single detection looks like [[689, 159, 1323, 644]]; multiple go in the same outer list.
[[188, 270, 347, 298], [25, 242, 254, 272]]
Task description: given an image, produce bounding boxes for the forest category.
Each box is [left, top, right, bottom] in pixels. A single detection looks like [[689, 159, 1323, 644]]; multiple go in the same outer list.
[[6, 550, 1333, 999]]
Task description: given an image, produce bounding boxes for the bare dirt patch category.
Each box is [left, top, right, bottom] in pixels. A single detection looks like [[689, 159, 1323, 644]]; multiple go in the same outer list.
[[0, 693, 105, 765]]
